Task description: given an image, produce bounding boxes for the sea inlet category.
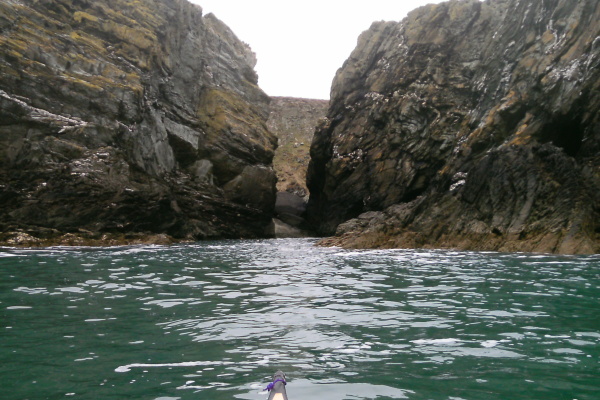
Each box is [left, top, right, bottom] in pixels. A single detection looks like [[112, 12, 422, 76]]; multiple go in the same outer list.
[[1, 238, 598, 399]]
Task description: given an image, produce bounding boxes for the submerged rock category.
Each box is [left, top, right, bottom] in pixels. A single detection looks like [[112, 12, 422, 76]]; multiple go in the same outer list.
[[307, 0, 600, 254], [0, 0, 277, 245]]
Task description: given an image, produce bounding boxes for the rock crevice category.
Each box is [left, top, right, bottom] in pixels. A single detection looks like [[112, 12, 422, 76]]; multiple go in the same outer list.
[[0, 0, 277, 245], [307, 0, 600, 254]]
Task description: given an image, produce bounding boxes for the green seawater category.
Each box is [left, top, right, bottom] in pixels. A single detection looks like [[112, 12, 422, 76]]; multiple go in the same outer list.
[[1, 239, 598, 400]]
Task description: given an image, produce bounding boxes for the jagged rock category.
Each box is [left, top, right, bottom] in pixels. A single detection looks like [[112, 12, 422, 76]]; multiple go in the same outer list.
[[267, 97, 328, 198], [3, 231, 42, 246], [307, 0, 600, 254], [0, 0, 277, 245]]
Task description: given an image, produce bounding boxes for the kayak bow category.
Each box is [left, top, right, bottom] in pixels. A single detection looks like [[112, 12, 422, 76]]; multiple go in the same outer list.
[[266, 371, 288, 400]]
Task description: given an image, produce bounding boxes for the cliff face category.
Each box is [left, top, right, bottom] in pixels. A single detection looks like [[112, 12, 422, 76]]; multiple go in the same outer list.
[[0, 0, 277, 245], [267, 96, 328, 197], [307, 0, 600, 254]]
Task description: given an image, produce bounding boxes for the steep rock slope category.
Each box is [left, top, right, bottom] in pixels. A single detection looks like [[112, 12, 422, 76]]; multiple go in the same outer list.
[[307, 0, 600, 254], [0, 0, 277, 245], [267, 96, 328, 197]]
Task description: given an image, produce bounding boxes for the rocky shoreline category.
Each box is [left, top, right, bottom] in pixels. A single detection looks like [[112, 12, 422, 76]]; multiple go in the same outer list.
[[1, 0, 599, 254], [0, 0, 277, 246], [307, 0, 600, 254], [0, 230, 176, 247]]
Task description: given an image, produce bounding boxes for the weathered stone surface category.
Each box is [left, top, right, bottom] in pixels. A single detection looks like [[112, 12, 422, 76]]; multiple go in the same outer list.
[[307, 0, 600, 254], [275, 191, 307, 217], [268, 96, 328, 198], [273, 191, 311, 235], [0, 0, 277, 245]]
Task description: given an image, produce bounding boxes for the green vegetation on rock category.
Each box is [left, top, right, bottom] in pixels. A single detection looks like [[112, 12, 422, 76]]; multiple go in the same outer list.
[[0, 0, 277, 245], [267, 97, 328, 197]]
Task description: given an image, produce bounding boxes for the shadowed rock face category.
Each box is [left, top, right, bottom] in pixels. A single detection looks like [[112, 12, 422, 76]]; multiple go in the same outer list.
[[0, 0, 277, 245], [307, 0, 600, 254]]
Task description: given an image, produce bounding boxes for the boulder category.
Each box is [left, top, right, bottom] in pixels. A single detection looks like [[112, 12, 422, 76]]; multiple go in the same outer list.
[[274, 191, 311, 231], [275, 191, 307, 217]]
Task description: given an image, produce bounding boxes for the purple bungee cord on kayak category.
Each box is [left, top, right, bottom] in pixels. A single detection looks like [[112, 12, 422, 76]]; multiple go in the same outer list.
[[265, 378, 286, 391], [265, 371, 289, 400]]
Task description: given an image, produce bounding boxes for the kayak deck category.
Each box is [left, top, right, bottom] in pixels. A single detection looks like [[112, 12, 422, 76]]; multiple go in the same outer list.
[[266, 371, 288, 400]]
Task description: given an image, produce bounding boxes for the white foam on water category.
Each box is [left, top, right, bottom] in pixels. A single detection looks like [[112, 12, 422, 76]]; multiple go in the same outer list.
[[115, 360, 233, 373], [0, 252, 19, 257], [481, 340, 500, 348], [58, 287, 87, 294], [335, 348, 361, 354], [412, 338, 462, 345], [14, 286, 48, 294]]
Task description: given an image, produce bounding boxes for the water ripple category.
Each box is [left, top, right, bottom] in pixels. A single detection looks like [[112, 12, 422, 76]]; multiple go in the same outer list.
[[1, 239, 598, 400]]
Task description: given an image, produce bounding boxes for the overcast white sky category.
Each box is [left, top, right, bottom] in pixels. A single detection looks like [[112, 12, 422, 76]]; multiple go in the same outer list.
[[190, 0, 445, 99]]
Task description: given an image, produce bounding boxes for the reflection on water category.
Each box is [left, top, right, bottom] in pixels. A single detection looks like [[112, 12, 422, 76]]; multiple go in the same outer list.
[[1, 239, 599, 400]]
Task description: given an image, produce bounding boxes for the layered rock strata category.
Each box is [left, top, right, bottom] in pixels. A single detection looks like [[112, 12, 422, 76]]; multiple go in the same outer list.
[[307, 0, 600, 254], [0, 0, 277, 245]]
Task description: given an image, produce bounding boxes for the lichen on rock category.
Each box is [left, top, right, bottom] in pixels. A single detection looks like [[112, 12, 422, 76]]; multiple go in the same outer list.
[[307, 0, 600, 254], [0, 0, 277, 245]]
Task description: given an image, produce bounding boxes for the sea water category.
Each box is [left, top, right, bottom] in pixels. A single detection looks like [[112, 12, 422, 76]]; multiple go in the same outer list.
[[0, 238, 598, 400]]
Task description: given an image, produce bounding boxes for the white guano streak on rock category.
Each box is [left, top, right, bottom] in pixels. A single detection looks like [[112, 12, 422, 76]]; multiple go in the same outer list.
[[0, 89, 89, 132]]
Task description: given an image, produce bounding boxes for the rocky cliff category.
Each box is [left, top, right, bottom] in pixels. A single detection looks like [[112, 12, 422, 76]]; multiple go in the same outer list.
[[0, 0, 277, 245], [267, 96, 328, 198], [307, 0, 600, 254]]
